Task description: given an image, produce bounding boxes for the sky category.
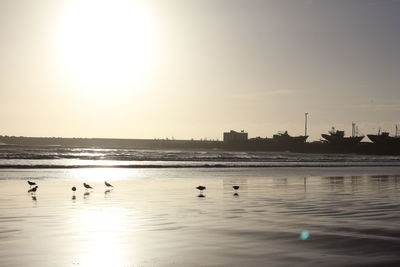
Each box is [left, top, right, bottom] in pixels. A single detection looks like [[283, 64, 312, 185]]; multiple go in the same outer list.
[[1, 0, 400, 141]]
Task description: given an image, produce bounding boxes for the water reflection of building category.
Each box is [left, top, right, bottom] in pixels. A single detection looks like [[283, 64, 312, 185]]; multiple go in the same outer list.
[[223, 130, 248, 142]]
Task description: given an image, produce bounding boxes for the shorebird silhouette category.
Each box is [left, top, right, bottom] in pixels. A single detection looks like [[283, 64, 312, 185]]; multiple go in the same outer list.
[[104, 181, 113, 188], [83, 183, 93, 190], [27, 181, 36, 187], [233, 185, 240, 197], [72, 186, 76, 192], [196, 186, 206, 192], [28, 186, 38, 193]]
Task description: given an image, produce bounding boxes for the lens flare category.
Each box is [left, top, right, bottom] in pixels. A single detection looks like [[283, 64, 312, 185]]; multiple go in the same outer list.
[[300, 231, 310, 240]]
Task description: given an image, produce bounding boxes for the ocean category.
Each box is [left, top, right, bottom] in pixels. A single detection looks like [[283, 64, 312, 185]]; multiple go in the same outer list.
[[0, 146, 400, 266], [2, 145, 400, 168]]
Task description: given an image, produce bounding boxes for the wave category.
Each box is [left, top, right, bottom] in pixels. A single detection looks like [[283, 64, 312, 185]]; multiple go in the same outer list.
[[1, 163, 400, 169], [1, 149, 400, 162], [1, 147, 400, 169]]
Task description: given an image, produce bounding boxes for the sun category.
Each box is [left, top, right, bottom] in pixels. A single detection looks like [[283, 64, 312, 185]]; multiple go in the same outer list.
[[58, 0, 157, 90]]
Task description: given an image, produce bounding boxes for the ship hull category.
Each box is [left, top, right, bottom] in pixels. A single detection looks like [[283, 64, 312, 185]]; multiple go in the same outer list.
[[273, 135, 308, 144], [321, 134, 364, 145], [367, 134, 400, 146]]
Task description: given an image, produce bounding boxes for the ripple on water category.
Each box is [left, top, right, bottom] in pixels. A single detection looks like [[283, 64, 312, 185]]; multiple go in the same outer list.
[[0, 173, 400, 266]]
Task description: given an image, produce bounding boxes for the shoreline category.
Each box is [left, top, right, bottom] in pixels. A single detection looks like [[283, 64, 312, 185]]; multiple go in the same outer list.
[[2, 163, 400, 169], [2, 165, 400, 182]]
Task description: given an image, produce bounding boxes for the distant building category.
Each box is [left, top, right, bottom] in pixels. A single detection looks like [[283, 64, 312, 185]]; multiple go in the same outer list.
[[223, 130, 248, 142]]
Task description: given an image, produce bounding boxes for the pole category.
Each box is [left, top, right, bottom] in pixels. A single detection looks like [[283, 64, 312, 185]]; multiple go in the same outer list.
[[305, 113, 308, 136]]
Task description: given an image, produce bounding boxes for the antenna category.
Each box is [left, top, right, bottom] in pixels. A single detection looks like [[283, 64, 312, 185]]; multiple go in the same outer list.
[[304, 113, 309, 136]]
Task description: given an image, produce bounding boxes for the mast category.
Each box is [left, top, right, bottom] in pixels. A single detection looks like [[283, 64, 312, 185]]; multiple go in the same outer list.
[[304, 113, 308, 136]]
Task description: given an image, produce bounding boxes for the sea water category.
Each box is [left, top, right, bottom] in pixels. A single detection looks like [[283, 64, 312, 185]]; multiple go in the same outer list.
[[0, 146, 399, 266]]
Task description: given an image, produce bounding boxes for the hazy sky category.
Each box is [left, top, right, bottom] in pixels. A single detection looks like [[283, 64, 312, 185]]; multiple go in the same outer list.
[[1, 0, 400, 141]]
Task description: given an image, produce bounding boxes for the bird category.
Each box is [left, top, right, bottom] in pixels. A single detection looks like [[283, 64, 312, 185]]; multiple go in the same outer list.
[[196, 186, 206, 192], [72, 186, 76, 192], [27, 181, 36, 187], [104, 181, 113, 188], [233, 185, 240, 191], [83, 183, 93, 190], [28, 186, 38, 193]]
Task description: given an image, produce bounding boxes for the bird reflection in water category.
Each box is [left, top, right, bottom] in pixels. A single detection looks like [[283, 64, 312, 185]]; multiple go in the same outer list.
[[104, 189, 112, 199], [31, 195, 37, 201], [233, 192, 239, 197], [197, 193, 205, 198], [84, 191, 91, 199]]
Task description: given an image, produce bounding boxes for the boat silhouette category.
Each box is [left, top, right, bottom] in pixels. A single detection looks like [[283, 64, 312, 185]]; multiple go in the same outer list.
[[322, 124, 364, 145]]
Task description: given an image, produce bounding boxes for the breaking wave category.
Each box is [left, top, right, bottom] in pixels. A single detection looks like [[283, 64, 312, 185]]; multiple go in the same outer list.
[[1, 146, 400, 168]]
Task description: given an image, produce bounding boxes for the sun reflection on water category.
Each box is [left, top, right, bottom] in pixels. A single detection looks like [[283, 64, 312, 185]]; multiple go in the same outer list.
[[69, 168, 140, 182], [71, 208, 136, 266]]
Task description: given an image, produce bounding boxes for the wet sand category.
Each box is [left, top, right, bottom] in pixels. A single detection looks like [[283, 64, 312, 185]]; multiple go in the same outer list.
[[0, 169, 400, 266]]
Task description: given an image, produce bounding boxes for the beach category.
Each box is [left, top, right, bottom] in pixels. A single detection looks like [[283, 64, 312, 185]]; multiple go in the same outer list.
[[3, 0, 400, 265], [1, 166, 400, 267]]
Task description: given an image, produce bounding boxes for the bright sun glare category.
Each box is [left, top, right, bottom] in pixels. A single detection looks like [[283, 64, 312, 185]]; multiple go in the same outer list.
[[59, 0, 157, 90]]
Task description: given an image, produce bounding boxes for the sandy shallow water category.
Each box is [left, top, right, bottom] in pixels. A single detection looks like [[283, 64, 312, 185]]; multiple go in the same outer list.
[[0, 168, 400, 266]]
